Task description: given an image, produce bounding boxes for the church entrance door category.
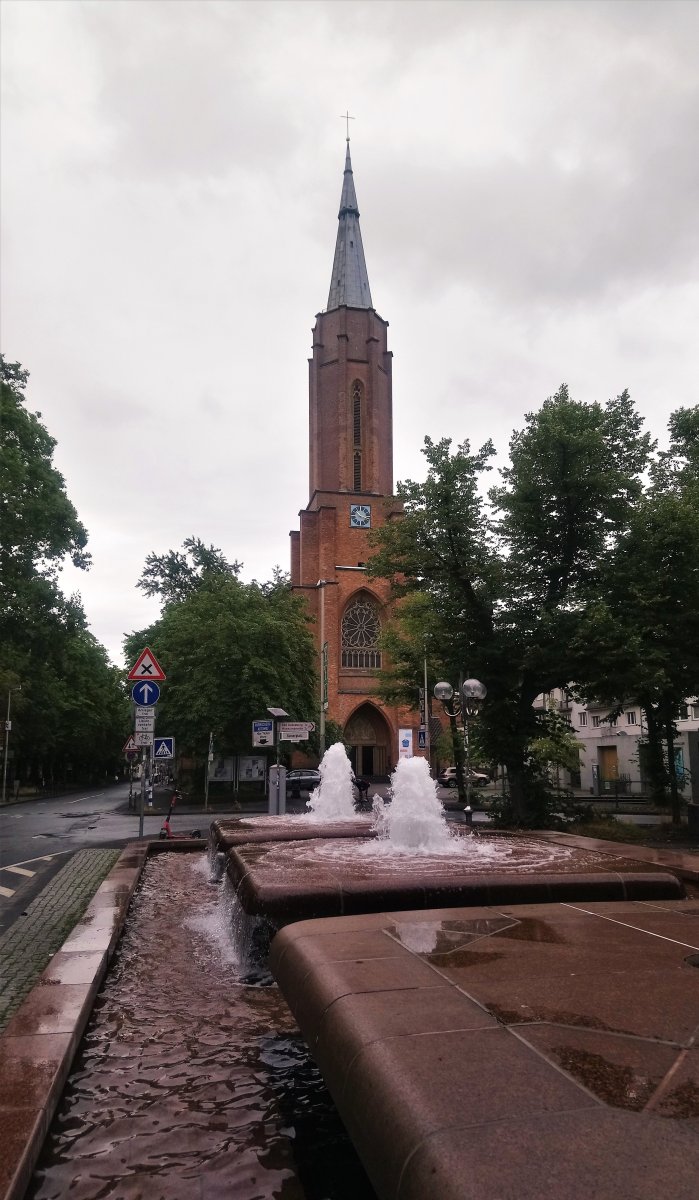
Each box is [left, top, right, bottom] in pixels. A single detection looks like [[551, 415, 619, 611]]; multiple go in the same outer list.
[[344, 704, 391, 779]]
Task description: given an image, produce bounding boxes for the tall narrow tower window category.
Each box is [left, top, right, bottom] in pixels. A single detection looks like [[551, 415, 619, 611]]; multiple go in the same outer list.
[[352, 381, 362, 445], [352, 380, 362, 491]]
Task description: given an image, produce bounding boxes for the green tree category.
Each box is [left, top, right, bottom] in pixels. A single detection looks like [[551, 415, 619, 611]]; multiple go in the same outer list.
[[137, 536, 242, 605], [125, 546, 318, 782], [1, 356, 127, 789], [570, 409, 699, 822], [369, 386, 653, 826]]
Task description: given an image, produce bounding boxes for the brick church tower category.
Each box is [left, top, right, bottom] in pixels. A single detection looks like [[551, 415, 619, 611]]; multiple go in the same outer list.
[[290, 142, 418, 776]]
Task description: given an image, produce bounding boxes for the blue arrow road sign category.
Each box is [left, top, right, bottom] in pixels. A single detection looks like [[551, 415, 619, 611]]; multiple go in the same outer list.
[[153, 737, 175, 759], [131, 680, 161, 706]]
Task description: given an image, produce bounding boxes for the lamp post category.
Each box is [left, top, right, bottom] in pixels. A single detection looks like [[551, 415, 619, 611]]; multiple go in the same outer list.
[[267, 706, 288, 814], [434, 677, 487, 821], [2, 684, 22, 805], [422, 636, 431, 766]]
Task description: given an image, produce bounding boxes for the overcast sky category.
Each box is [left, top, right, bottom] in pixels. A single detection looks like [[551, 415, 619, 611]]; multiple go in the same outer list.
[[2, 0, 698, 666]]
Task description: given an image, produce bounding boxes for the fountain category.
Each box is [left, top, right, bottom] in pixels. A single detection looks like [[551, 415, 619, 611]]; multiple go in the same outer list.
[[374, 755, 451, 852], [219, 755, 683, 925], [211, 743, 372, 853], [304, 741, 361, 822], [7, 756, 694, 1200]]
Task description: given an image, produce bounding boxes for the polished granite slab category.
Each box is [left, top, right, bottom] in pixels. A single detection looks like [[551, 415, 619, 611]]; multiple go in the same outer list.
[[271, 898, 699, 1199]]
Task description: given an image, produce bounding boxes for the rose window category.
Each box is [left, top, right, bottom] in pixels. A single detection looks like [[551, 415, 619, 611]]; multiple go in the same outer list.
[[342, 597, 382, 669]]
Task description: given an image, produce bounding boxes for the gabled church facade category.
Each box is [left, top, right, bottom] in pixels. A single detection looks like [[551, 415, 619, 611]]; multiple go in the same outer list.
[[290, 142, 418, 777]]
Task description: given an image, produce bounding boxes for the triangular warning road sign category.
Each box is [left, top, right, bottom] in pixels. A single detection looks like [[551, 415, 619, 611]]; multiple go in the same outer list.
[[127, 647, 166, 682], [123, 734, 139, 752]]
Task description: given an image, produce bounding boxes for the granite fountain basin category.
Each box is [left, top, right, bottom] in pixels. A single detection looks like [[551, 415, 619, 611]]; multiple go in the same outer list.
[[223, 831, 684, 923]]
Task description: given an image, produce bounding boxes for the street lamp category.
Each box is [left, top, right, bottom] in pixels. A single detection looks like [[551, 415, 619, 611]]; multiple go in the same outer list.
[[2, 684, 22, 806], [295, 579, 339, 759], [433, 677, 487, 820], [267, 706, 289, 815]]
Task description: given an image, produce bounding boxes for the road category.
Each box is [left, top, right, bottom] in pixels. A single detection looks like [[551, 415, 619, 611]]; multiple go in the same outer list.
[[0, 782, 211, 934]]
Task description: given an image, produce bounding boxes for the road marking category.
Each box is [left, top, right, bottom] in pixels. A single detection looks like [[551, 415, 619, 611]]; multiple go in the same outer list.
[[0, 853, 65, 900], [12, 854, 59, 866]]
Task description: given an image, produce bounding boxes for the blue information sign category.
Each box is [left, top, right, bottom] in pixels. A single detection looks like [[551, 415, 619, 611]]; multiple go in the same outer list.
[[131, 680, 161, 706], [153, 737, 175, 759]]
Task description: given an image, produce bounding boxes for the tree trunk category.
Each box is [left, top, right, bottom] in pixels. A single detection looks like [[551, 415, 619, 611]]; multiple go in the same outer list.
[[448, 713, 467, 806], [642, 706, 667, 804], [503, 757, 527, 824], [664, 715, 681, 826]]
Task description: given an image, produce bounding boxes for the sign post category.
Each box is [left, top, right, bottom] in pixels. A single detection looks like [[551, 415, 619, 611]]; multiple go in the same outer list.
[[278, 721, 315, 742], [127, 648, 166, 838], [204, 731, 213, 812]]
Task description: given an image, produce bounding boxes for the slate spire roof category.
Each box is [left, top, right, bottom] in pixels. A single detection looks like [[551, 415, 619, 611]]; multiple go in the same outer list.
[[326, 142, 373, 311]]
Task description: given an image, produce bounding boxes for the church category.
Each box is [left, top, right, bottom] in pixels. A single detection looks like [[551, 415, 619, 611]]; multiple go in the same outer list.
[[290, 141, 420, 777]]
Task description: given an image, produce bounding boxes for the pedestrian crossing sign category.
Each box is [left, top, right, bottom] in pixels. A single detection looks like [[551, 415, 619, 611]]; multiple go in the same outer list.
[[154, 737, 175, 759]]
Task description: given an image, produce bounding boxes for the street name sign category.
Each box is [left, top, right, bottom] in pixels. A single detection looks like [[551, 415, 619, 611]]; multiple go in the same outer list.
[[131, 680, 161, 706], [154, 737, 175, 759], [252, 719, 274, 747], [122, 734, 139, 753], [127, 647, 166, 682], [279, 721, 316, 741], [134, 730, 154, 747]]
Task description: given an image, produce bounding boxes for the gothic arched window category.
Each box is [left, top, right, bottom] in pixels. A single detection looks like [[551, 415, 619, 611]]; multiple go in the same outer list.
[[341, 594, 382, 669]]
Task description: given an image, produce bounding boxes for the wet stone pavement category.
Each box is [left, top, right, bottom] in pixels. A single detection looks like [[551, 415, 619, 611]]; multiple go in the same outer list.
[[27, 853, 375, 1200], [0, 851, 120, 1033]]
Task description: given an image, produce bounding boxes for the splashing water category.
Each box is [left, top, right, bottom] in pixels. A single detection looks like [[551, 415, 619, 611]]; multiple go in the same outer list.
[[377, 756, 453, 853], [304, 742, 359, 821]]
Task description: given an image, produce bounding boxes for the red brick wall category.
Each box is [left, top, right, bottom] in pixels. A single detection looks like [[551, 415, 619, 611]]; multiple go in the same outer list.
[[291, 304, 419, 769]]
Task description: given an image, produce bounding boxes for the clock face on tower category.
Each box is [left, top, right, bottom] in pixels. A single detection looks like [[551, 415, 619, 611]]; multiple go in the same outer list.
[[350, 504, 371, 529]]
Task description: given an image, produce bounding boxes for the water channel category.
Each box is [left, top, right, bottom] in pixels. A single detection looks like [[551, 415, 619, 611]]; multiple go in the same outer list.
[[29, 852, 376, 1200]]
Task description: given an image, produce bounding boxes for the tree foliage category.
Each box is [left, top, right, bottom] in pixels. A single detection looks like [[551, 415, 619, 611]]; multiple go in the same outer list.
[[0, 356, 127, 789], [137, 536, 242, 605], [125, 543, 317, 775], [569, 408, 699, 821], [370, 385, 658, 825]]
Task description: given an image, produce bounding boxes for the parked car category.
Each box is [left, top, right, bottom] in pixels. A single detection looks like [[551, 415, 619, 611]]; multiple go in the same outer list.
[[286, 768, 321, 794], [437, 766, 489, 789]]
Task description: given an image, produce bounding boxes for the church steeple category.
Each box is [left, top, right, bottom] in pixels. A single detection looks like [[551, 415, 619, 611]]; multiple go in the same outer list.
[[327, 142, 373, 311]]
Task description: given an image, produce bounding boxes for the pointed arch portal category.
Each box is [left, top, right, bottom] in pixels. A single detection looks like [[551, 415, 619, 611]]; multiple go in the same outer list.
[[344, 703, 391, 778]]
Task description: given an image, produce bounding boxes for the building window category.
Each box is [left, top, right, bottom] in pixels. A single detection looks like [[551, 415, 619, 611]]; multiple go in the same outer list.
[[626, 711, 637, 725], [692, 704, 699, 721], [353, 451, 362, 491], [592, 716, 602, 728], [352, 380, 362, 446], [579, 712, 587, 727], [678, 704, 689, 720], [341, 595, 381, 669]]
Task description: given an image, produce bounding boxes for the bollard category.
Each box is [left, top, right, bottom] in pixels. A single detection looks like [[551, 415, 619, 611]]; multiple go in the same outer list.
[[463, 805, 473, 827]]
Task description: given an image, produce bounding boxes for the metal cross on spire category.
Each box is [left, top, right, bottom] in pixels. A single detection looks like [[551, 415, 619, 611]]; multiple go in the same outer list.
[[340, 110, 355, 141]]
